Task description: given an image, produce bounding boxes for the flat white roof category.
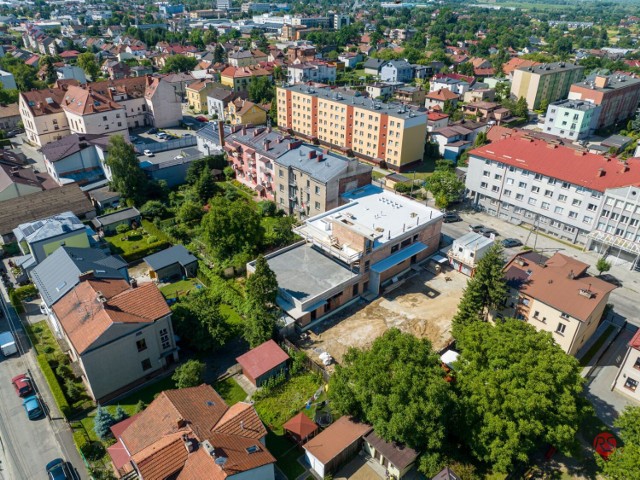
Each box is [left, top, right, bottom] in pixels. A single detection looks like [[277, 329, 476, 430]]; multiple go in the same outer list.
[[302, 185, 442, 248], [453, 232, 493, 250]]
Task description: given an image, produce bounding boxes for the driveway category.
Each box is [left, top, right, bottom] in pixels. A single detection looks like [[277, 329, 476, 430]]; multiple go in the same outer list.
[[584, 325, 638, 428], [0, 297, 87, 480]]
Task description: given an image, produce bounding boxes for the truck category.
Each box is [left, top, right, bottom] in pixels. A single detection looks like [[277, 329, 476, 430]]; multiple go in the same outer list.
[[0, 331, 17, 356]]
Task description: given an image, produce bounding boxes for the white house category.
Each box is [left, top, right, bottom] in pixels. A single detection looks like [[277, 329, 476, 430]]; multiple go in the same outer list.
[[447, 231, 494, 276], [613, 330, 640, 403], [287, 61, 337, 84]]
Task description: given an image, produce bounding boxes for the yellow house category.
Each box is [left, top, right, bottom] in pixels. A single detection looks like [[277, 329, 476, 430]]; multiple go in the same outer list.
[[220, 66, 273, 92], [226, 98, 267, 125], [186, 81, 218, 113]]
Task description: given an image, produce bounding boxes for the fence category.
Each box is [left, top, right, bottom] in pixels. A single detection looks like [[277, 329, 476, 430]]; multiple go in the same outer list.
[[136, 136, 197, 154], [281, 338, 331, 383]]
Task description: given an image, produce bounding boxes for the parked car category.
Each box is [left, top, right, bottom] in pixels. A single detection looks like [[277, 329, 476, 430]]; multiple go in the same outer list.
[[480, 227, 499, 238], [143, 149, 154, 157], [599, 274, 623, 287], [156, 132, 168, 139], [12, 374, 32, 397], [443, 212, 462, 223], [501, 238, 523, 248], [469, 224, 484, 233], [22, 395, 43, 419], [195, 115, 208, 122], [39, 303, 47, 314], [183, 133, 193, 137], [46, 458, 74, 480], [148, 127, 158, 135]]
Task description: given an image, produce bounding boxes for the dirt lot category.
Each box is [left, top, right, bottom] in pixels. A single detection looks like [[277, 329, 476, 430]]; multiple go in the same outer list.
[[302, 267, 467, 367]]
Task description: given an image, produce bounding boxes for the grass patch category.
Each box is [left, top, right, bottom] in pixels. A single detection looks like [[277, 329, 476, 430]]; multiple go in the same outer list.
[[159, 278, 203, 298], [213, 377, 247, 404], [579, 325, 615, 367], [266, 430, 305, 479], [220, 303, 243, 326], [372, 170, 386, 181], [104, 224, 169, 261], [254, 373, 324, 434]]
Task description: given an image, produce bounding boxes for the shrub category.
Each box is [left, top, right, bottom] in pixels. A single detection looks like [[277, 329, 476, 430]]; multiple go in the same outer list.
[[56, 362, 72, 379], [37, 354, 71, 418], [82, 441, 106, 462], [257, 200, 277, 217], [43, 345, 54, 354], [114, 405, 128, 422], [93, 405, 116, 440], [116, 224, 130, 234], [65, 378, 83, 402], [135, 400, 146, 413], [223, 166, 235, 181], [140, 200, 168, 220], [147, 235, 158, 244], [172, 359, 206, 388]]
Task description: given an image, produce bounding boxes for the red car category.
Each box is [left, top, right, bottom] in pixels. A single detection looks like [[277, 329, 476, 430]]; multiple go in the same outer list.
[[12, 374, 32, 397], [195, 116, 208, 122]]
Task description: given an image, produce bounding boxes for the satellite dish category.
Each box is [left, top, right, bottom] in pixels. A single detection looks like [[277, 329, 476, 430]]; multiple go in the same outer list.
[[215, 457, 228, 466]]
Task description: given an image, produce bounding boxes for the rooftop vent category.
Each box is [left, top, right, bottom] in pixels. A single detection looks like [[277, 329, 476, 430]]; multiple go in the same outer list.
[[579, 288, 595, 299]]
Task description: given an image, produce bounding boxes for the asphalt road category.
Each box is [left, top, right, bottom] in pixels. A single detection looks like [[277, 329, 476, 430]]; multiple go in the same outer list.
[[0, 295, 87, 480]]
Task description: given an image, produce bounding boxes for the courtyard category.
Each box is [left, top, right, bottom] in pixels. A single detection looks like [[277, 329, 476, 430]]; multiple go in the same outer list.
[[301, 266, 467, 367]]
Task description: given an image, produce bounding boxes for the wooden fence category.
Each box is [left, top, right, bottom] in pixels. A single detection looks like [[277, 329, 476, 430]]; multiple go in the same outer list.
[[281, 338, 331, 383]]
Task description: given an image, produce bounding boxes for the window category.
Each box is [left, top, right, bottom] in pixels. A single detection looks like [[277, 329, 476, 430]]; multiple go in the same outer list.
[[278, 169, 283, 178], [544, 190, 553, 197], [541, 201, 550, 210], [516, 193, 524, 200], [572, 199, 582, 207], [531, 186, 540, 193], [506, 178, 514, 185], [560, 312, 570, 319], [554, 206, 563, 214], [141, 358, 152, 371], [534, 173, 543, 180], [556, 323, 566, 335], [569, 211, 578, 219], [492, 185, 500, 193], [315, 186, 320, 195], [160, 328, 170, 350], [528, 198, 537, 206], [364, 260, 370, 273], [587, 203, 597, 211], [634, 356, 640, 370], [504, 189, 511, 197], [481, 182, 488, 189], [102, 116, 107, 121], [558, 194, 567, 202], [583, 216, 593, 224], [391, 244, 399, 253], [624, 377, 639, 392], [561, 182, 570, 189], [136, 339, 147, 352], [518, 181, 527, 188], [494, 174, 502, 180], [279, 185, 284, 192], [483, 170, 490, 177], [314, 201, 320, 210]]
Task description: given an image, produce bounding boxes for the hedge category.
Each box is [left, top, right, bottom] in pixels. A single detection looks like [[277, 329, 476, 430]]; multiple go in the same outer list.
[[141, 219, 171, 243], [119, 241, 170, 263], [37, 354, 71, 418], [198, 262, 245, 313]]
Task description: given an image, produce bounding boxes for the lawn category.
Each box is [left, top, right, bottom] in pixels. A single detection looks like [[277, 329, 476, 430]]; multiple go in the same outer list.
[[214, 377, 247, 404], [159, 278, 203, 298], [266, 430, 306, 480], [254, 373, 324, 435], [220, 303, 244, 326], [105, 224, 168, 260]]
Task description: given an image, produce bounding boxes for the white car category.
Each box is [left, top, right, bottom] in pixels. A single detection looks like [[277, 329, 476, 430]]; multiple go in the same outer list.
[[143, 149, 154, 157], [39, 303, 47, 315], [173, 155, 184, 160]]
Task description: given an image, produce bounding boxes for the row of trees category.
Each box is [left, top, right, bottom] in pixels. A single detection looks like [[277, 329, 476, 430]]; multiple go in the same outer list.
[[330, 245, 587, 476]]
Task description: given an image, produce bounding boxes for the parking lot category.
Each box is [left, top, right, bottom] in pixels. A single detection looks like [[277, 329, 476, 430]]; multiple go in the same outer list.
[[301, 266, 466, 367]]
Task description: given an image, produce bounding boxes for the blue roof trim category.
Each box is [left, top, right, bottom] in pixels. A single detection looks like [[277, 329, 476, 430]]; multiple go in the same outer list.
[[371, 242, 427, 273]]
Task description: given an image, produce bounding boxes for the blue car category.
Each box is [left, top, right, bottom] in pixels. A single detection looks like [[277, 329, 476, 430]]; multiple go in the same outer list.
[[22, 395, 43, 420], [46, 458, 73, 480]]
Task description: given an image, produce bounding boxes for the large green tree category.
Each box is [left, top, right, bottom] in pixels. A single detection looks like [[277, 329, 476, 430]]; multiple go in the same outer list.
[[452, 243, 508, 333], [161, 54, 198, 73], [243, 255, 279, 348], [247, 76, 274, 104], [598, 406, 640, 479], [172, 359, 206, 388], [170, 291, 230, 352], [425, 160, 465, 209], [105, 135, 149, 206], [455, 320, 586, 473], [77, 52, 100, 80], [201, 197, 264, 261], [329, 329, 452, 471]]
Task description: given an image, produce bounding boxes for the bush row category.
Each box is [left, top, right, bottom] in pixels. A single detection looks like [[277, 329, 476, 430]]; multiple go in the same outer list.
[[197, 262, 245, 313], [141, 219, 172, 243], [118, 240, 170, 263], [37, 354, 71, 418]]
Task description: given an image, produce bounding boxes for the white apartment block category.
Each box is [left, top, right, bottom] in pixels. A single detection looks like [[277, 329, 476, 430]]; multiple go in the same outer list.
[[542, 99, 600, 141]]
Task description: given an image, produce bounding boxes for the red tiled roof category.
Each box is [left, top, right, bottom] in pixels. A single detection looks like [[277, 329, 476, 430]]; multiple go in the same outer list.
[[629, 329, 640, 350], [303, 416, 372, 464], [470, 136, 640, 192], [214, 403, 266, 439], [60, 50, 80, 58], [62, 85, 123, 115], [426, 89, 459, 101], [503, 58, 541, 76], [283, 412, 318, 439], [428, 112, 449, 121], [236, 340, 289, 380], [474, 67, 495, 76]]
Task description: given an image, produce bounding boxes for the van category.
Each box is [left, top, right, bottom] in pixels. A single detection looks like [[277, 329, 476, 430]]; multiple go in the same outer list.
[[0, 331, 17, 356]]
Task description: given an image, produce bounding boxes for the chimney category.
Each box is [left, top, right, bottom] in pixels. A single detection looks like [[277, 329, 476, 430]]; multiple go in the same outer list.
[[177, 418, 187, 428], [317, 153, 323, 162], [241, 126, 246, 136], [594, 75, 608, 89], [621, 163, 630, 173], [78, 271, 95, 282], [308, 150, 316, 159], [217, 120, 225, 147], [568, 270, 575, 280], [263, 139, 271, 150], [596, 168, 605, 177]]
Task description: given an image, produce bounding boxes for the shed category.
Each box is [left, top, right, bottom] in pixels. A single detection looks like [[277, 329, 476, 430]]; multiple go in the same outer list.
[[143, 245, 198, 281], [432, 467, 462, 480], [91, 207, 141, 235], [89, 187, 121, 210], [283, 412, 319, 444], [363, 431, 419, 479], [303, 416, 372, 478], [235, 339, 289, 387], [384, 173, 411, 190]]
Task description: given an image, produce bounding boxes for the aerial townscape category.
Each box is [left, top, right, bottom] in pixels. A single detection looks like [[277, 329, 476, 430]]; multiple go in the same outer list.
[[3, 0, 640, 479]]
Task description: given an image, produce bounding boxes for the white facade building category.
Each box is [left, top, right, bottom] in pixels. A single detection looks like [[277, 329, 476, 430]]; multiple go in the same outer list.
[[542, 99, 600, 141]]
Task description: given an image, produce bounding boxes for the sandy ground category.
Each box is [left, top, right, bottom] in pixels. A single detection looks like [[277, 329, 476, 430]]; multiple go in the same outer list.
[[302, 267, 467, 367], [128, 262, 154, 285]]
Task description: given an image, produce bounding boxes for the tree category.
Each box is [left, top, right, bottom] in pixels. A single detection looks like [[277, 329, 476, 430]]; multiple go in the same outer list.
[[213, 44, 225, 63], [473, 131, 488, 147], [598, 406, 640, 479], [514, 96, 529, 118], [195, 167, 216, 202], [425, 162, 464, 210], [177, 200, 204, 224], [269, 100, 278, 126], [243, 255, 279, 347], [201, 197, 264, 261], [114, 405, 128, 422], [172, 359, 206, 388], [40, 55, 57, 84], [247, 76, 274, 104], [330, 329, 452, 472], [161, 54, 198, 73], [452, 244, 508, 332], [105, 135, 149, 205], [77, 52, 100, 80], [596, 257, 611, 276], [93, 405, 116, 440], [171, 291, 230, 351], [139, 200, 168, 220]]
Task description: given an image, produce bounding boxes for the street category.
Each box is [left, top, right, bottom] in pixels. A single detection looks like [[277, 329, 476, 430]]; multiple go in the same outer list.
[[0, 295, 87, 480]]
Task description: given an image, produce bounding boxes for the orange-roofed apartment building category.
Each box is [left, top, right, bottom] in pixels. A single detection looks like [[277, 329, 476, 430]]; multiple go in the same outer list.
[[276, 84, 428, 171], [465, 135, 640, 245], [61, 85, 129, 139], [51, 276, 178, 401], [107, 384, 276, 479], [221, 66, 273, 92], [494, 251, 616, 356]]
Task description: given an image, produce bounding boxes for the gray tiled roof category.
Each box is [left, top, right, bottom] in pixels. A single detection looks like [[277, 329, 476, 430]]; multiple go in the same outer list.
[[91, 207, 140, 228], [275, 145, 371, 184], [31, 246, 127, 307], [143, 244, 197, 271]]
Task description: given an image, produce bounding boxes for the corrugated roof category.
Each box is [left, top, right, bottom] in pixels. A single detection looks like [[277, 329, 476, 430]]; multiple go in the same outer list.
[[236, 340, 289, 380], [144, 245, 198, 271]]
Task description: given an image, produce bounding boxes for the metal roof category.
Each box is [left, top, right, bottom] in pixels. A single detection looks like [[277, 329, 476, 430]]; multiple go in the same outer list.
[[143, 245, 198, 271]]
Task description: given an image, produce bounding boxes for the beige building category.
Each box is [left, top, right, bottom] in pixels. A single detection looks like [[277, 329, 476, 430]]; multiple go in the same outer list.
[[495, 251, 615, 356], [20, 88, 70, 147], [62, 86, 129, 139], [612, 330, 640, 403], [51, 277, 178, 401], [277, 84, 428, 171], [510, 62, 584, 110], [186, 80, 218, 113]]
